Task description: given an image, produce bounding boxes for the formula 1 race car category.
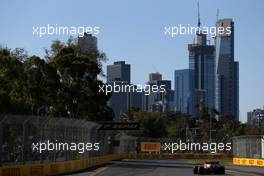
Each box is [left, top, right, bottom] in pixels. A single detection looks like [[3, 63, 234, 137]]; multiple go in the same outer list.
[[193, 161, 225, 175]]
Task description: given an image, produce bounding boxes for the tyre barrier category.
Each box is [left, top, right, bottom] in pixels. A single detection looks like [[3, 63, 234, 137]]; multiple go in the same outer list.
[[233, 158, 264, 167], [0, 154, 126, 176]]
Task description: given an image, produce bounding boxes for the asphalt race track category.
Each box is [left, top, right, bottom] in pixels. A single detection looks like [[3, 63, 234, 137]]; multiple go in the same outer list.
[[66, 159, 264, 176]]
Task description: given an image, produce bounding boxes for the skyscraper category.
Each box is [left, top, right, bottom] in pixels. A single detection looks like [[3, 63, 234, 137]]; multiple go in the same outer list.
[[157, 80, 172, 112], [77, 33, 97, 52], [149, 72, 162, 82], [215, 18, 239, 120], [174, 69, 193, 114], [247, 108, 264, 127], [107, 61, 131, 120], [107, 61, 144, 120], [107, 61, 131, 84], [146, 73, 172, 112], [188, 31, 215, 116]]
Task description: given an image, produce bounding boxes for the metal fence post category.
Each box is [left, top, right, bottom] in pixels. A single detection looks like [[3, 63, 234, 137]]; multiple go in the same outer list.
[[22, 116, 34, 164], [0, 115, 8, 166], [39, 117, 49, 163], [0, 122, 3, 166]]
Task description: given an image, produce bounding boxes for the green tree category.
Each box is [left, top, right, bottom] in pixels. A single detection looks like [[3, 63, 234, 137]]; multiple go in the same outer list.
[[0, 39, 113, 121], [133, 112, 168, 138], [0, 48, 27, 113], [47, 40, 113, 120]]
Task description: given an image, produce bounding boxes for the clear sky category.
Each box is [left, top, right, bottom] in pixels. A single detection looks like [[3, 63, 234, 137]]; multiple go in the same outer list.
[[1, 0, 264, 122]]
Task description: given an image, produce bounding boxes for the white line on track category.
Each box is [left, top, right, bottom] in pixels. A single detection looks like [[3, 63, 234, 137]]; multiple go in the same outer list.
[[89, 167, 108, 176]]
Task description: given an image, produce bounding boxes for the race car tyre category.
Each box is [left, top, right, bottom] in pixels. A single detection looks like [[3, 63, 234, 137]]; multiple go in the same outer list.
[[198, 167, 205, 175], [193, 166, 198, 174], [219, 167, 225, 174]]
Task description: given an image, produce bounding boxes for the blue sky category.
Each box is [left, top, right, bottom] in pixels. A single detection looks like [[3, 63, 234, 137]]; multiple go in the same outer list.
[[1, 0, 264, 122]]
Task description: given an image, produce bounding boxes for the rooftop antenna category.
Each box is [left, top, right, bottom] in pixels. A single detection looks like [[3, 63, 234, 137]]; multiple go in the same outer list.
[[197, 1, 201, 28], [216, 8, 219, 21], [212, 8, 219, 40], [152, 64, 159, 73]]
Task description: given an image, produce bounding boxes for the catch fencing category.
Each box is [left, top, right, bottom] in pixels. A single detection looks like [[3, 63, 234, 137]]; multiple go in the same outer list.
[[0, 114, 137, 166], [232, 135, 264, 159], [232, 135, 264, 167]]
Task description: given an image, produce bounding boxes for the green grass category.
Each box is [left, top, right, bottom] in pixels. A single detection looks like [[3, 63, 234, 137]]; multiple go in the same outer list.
[[189, 159, 232, 165]]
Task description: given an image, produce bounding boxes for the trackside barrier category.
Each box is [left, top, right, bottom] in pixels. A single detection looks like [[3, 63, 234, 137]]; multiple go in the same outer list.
[[127, 153, 233, 160], [140, 142, 161, 152], [0, 153, 233, 176], [0, 154, 126, 176], [233, 158, 264, 167]]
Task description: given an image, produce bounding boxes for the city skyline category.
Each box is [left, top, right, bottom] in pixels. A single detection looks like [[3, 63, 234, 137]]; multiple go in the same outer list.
[[1, 0, 264, 122]]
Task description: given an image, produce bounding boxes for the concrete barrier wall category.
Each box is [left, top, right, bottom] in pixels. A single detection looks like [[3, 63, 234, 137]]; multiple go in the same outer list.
[[0, 154, 126, 176], [0, 153, 235, 176], [233, 157, 264, 167]]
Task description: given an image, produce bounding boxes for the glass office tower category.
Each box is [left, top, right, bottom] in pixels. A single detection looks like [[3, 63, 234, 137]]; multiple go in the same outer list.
[[215, 19, 239, 120], [188, 32, 215, 116], [174, 69, 193, 114]]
